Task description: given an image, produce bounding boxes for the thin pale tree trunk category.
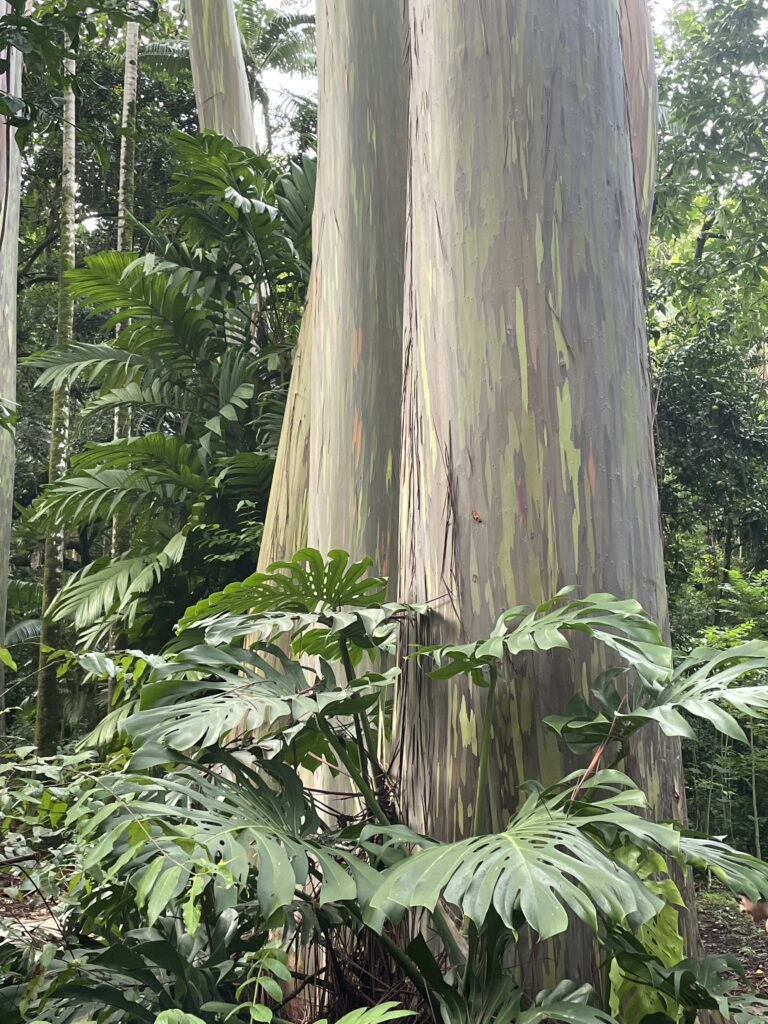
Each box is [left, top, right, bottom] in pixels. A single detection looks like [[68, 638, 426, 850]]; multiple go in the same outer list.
[[394, 0, 690, 980], [35, 56, 75, 756], [186, 0, 258, 151], [110, 19, 139, 568], [0, 2, 25, 751], [750, 725, 762, 860]]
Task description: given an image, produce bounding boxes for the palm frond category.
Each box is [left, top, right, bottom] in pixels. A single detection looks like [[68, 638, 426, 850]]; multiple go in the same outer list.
[[49, 534, 188, 633], [5, 618, 42, 646]]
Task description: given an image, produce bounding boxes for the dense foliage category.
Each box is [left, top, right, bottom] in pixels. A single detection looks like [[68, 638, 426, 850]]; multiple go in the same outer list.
[[5, 551, 768, 1024], [2, 1, 768, 1022]]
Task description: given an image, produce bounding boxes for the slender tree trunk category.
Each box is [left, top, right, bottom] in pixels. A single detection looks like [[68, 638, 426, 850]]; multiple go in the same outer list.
[[394, 0, 690, 980], [0, 2, 25, 751], [186, 0, 258, 151], [750, 725, 761, 860], [116, 21, 138, 257], [110, 19, 140, 580], [257, 315, 311, 569], [35, 56, 75, 756]]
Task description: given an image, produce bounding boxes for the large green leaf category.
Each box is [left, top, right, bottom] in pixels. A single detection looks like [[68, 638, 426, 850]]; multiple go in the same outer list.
[[419, 591, 671, 687], [179, 548, 388, 626], [546, 639, 768, 752], [367, 782, 666, 940]]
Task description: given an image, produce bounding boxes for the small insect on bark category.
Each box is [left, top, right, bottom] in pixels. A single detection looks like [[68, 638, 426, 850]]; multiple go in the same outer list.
[[471, 510, 483, 523]]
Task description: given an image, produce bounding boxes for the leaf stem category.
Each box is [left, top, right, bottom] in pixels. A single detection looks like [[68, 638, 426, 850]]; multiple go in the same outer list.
[[473, 664, 498, 836], [317, 717, 389, 826]]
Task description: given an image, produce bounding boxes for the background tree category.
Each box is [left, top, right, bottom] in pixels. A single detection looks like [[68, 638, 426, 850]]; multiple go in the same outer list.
[[34, 52, 75, 756], [186, 0, 258, 149], [110, 17, 140, 564], [0, 0, 25, 749]]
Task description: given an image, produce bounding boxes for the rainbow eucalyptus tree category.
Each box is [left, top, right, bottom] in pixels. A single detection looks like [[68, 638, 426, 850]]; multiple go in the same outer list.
[[186, 0, 257, 150], [260, 0, 408, 574], [391, 0, 695, 974], [257, 0, 694, 967]]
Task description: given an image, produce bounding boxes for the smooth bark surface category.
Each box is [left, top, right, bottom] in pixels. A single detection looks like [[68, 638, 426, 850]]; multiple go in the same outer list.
[[260, 0, 409, 576], [187, 0, 257, 150], [36, 58, 75, 755], [111, 20, 139, 565], [394, 0, 686, 970], [307, 0, 409, 580], [0, 4, 24, 749]]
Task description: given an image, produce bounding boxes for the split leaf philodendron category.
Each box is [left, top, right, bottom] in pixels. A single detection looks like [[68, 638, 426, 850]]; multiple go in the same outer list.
[[5, 551, 768, 1023]]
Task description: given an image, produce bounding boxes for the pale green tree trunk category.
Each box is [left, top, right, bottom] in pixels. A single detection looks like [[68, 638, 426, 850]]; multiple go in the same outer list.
[[258, 318, 310, 568], [259, 0, 408, 575], [35, 57, 75, 756], [0, 2, 25, 750], [110, 19, 140, 570], [186, 0, 258, 150], [394, 0, 691, 978], [307, 0, 408, 579]]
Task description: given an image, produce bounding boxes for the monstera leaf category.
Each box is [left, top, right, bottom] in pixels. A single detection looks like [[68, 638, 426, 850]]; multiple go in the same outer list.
[[66, 752, 355, 925], [123, 641, 396, 751], [178, 549, 388, 626], [367, 783, 666, 940], [546, 638, 768, 753], [418, 591, 671, 686]]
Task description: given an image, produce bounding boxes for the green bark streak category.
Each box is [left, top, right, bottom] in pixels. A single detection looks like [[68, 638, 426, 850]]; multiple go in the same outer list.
[[396, 0, 684, 980], [36, 58, 75, 756], [187, 0, 257, 151], [0, 2, 24, 750]]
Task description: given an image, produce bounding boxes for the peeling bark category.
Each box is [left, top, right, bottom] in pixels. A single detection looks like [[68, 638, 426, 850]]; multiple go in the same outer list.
[[395, 0, 688, 979], [35, 57, 75, 756], [0, 1, 24, 750], [187, 0, 258, 151]]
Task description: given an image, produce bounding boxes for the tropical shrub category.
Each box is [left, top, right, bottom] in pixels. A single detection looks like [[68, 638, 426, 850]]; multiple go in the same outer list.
[[3, 551, 768, 1023], [22, 132, 314, 653]]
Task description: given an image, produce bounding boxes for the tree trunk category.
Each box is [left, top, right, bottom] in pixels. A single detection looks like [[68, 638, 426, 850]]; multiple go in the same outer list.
[[394, 0, 690, 980], [307, 0, 408, 581], [0, 2, 25, 751], [110, 19, 140, 575], [186, 0, 258, 151], [750, 726, 761, 860], [259, 0, 409, 576], [35, 56, 75, 756]]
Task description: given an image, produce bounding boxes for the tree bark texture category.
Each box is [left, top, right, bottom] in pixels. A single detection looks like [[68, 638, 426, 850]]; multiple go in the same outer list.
[[0, 2, 25, 749], [35, 58, 75, 756], [111, 20, 140, 567], [259, 0, 409, 577], [187, 0, 258, 151], [393, 0, 689, 968], [307, 0, 409, 582]]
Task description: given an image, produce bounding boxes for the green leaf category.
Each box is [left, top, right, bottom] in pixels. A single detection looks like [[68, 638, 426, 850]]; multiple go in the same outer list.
[[0, 646, 17, 671]]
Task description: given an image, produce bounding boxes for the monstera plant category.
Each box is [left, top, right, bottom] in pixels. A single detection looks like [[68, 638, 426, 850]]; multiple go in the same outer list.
[[3, 550, 768, 1024]]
